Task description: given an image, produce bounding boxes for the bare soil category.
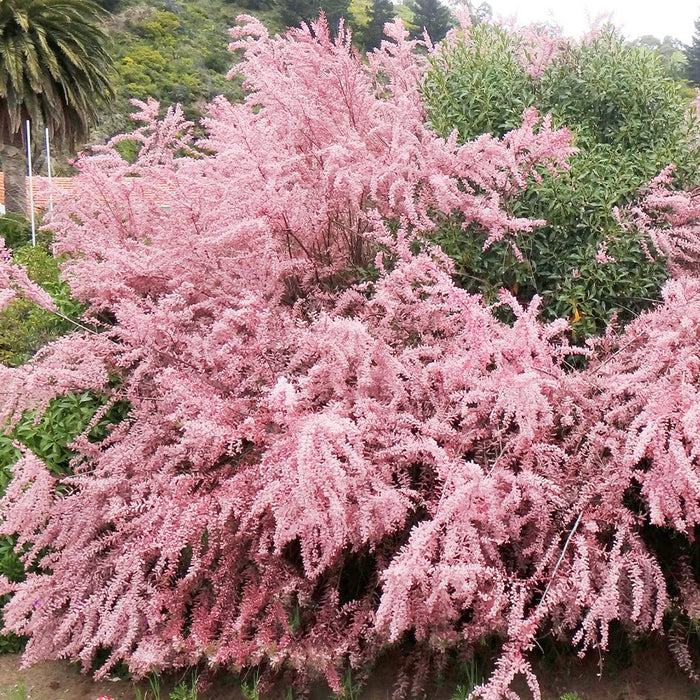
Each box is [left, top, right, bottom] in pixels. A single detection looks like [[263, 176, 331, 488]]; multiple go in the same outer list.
[[0, 643, 698, 700], [0, 655, 134, 700]]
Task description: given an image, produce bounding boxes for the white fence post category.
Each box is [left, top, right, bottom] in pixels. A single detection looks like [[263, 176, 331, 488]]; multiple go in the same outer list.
[[26, 120, 36, 246], [45, 127, 53, 213]]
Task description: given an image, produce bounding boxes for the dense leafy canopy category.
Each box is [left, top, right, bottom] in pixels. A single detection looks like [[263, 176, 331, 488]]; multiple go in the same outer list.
[[425, 22, 700, 337], [408, 0, 452, 41], [686, 16, 700, 86], [362, 0, 395, 49]]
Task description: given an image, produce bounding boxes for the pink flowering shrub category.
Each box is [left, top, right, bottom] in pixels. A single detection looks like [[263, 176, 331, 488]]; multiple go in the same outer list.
[[2, 14, 700, 700]]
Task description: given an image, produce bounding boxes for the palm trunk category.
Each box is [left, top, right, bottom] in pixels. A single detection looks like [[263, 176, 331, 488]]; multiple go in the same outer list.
[[1, 131, 27, 216]]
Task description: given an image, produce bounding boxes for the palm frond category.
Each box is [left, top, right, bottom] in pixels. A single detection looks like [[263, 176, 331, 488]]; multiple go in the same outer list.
[[0, 0, 113, 145]]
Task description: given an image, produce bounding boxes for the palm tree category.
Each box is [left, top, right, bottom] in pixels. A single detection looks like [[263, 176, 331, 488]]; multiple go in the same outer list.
[[0, 0, 113, 215]]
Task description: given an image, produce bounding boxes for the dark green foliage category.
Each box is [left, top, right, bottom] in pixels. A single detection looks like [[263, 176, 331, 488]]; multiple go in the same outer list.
[[408, 0, 452, 42], [276, 0, 318, 27], [362, 0, 394, 49], [539, 35, 691, 154], [0, 537, 23, 653], [0, 394, 103, 479], [424, 24, 534, 137], [685, 17, 700, 85], [275, 0, 349, 32], [319, 0, 350, 31], [424, 25, 700, 337], [97, 0, 123, 10], [0, 215, 30, 250], [236, 0, 274, 10]]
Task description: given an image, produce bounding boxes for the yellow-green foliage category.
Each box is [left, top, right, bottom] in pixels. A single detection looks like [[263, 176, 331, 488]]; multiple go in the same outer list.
[[100, 0, 414, 134], [348, 0, 370, 28], [394, 3, 414, 31], [101, 0, 285, 135]]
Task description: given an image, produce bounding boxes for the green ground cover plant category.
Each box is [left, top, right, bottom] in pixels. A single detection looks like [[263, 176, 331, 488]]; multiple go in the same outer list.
[[0, 242, 85, 366]]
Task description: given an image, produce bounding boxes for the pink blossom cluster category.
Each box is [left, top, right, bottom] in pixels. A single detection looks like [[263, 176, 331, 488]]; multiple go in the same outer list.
[[472, 17, 605, 81], [0, 15, 699, 700], [514, 16, 608, 79], [617, 165, 700, 271], [515, 25, 567, 80]]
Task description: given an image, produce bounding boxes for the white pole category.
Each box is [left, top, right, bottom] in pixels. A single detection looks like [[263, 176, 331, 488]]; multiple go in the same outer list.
[[44, 127, 53, 213], [25, 120, 36, 246]]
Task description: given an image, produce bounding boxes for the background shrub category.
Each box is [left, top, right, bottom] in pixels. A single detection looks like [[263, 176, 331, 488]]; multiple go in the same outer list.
[[0, 216, 30, 251], [424, 25, 700, 337]]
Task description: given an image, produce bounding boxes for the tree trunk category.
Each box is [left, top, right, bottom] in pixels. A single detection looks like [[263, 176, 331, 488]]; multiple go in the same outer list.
[[1, 132, 27, 216]]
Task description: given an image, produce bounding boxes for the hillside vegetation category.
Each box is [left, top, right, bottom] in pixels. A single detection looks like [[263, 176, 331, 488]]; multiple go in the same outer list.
[[96, 0, 273, 137], [94, 0, 418, 138]]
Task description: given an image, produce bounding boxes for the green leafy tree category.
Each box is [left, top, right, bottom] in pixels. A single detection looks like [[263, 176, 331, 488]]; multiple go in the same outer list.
[[276, 0, 350, 31], [424, 24, 700, 337], [409, 0, 452, 42], [686, 16, 700, 85], [276, 0, 317, 26], [636, 34, 687, 81], [322, 0, 351, 30], [0, 0, 113, 214], [362, 0, 394, 49]]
